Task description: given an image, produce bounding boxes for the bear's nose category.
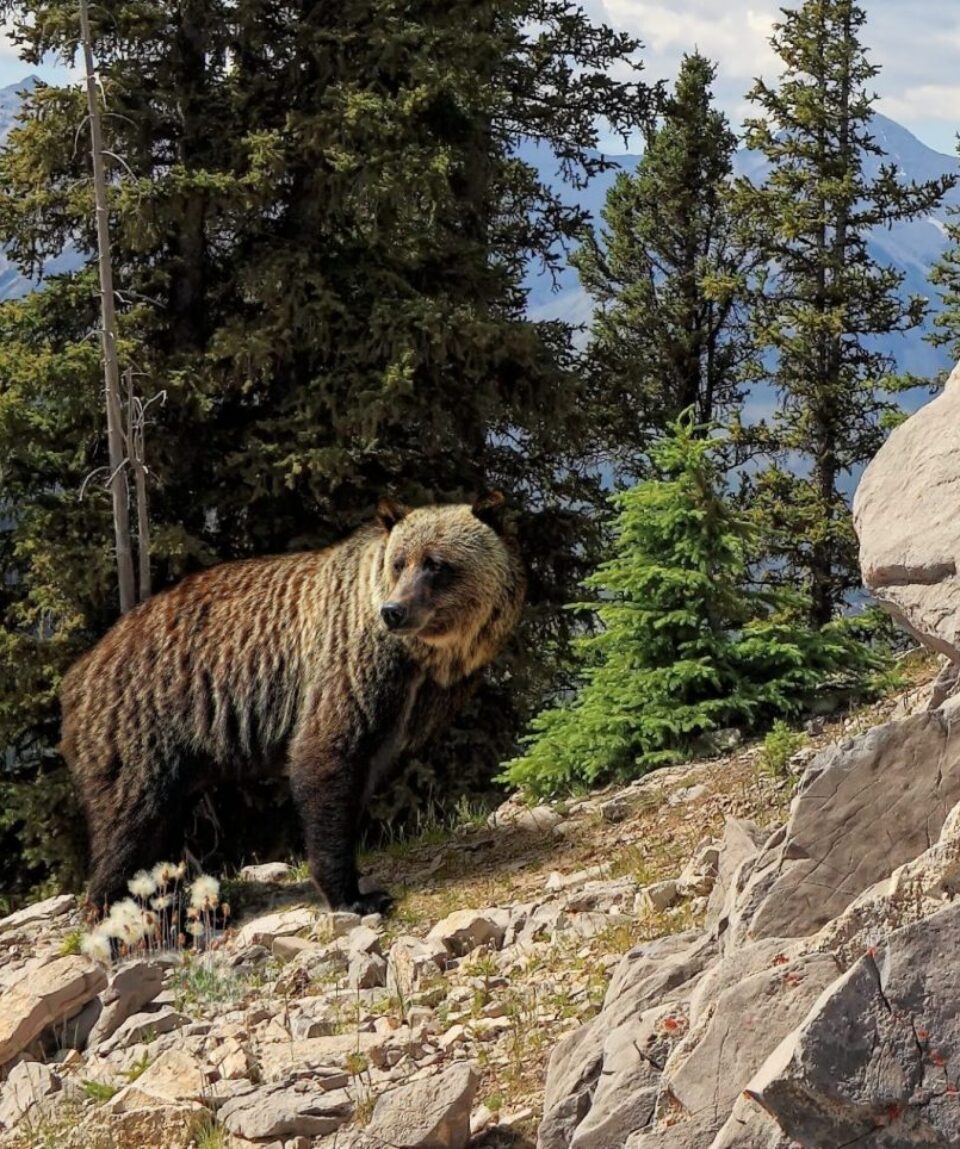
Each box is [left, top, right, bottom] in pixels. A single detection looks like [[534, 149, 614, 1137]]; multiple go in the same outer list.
[[381, 602, 408, 631]]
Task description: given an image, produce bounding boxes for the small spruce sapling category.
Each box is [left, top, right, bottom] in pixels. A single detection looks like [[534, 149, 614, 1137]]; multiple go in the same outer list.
[[502, 417, 886, 796]]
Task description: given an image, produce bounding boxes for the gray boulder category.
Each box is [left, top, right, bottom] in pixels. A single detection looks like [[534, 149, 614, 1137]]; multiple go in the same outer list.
[[364, 1062, 478, 1149], [748, 901, 960, 1147], [732, 706, 960, 943], [854, 361, 960, 660]]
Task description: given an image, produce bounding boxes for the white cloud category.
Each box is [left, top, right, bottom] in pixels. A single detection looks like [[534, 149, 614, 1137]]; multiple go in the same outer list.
[[587, 0, 960, 154], [881, 85, 960, 125]]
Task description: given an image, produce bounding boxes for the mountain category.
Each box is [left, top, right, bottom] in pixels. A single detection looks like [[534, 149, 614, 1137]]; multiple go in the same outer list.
[[523, 113, 960, 403], [0, 76, 81, 300], [0, 73, 955, 396]]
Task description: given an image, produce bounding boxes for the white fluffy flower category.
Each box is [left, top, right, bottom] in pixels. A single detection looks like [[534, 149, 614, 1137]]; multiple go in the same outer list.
[[80, 928, 112, 965], [102, 898, 145, 941], [185, 920, 205, 937], [188, 875, 220, 910], [151, 861, 178, 887], [151, 894, 173, 911], [128, 870, 157, 899]]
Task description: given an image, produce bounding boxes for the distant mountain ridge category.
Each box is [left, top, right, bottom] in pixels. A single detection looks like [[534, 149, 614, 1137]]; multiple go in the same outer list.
[[0, 76, 956, 396], [523, 112, 960, 397]]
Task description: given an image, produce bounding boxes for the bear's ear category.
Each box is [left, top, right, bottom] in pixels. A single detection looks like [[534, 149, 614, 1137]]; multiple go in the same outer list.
[[376, 497, 410, 533], [472, 491, 507, 535]]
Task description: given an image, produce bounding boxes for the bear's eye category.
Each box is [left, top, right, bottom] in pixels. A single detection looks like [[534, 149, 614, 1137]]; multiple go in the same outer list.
[[391, 555, 406, 576], [424, 557, 455, 587]]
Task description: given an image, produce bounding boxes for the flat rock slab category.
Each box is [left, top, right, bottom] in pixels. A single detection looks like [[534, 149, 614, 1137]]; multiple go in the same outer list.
[[0, 1061, 62, 1128], [257, 1033, 377, 1080], [855, 362, 960, 659], [104, 1049, 209, 1110], [87, 960, 164, 1047], [427, 910, 505, 956], [234, 907, 316, 948], [0, 956, 106, 1066], [0, 895, 75, 934], [239, 862, 295, 883], [740, 708, 960, 941], [220, 1078, 353, 1140], [663, 952, 840, 1138]]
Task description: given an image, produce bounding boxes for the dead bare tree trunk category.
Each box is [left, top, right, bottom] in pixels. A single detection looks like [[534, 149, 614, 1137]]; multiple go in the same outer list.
[[80, 0, 136, 614], [125, 369, 152, 601]]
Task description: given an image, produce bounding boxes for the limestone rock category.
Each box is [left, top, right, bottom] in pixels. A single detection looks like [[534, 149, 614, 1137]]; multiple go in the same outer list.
[[94, 1006, 191, 1054], [106, 1049, 209, 1109], [219, 1077, 354, 1140], [364, 1062, 478, 1149], [427, 910, 504, 957], [346, 924, 382, 956], [0, 1061, 61, 1130], [538, 933, 711, 1149], [733, 706, 960, 942], [87, 960, 164, 1047], [568, 1004, 678, 1149], [748, 901, 960, 1146], [348, 951, 386, 990], [659, 951, 840, 1141], [705, 818, 768, 939], [676, 842, 720, 898], [387, 935, 448, 997], [0, 956, 106, 1066], [257, 1033, 377, 1080], [239, 862, 295, 883], [234, 907, 316, 948], [854, 362, 960, 659], [634, 880, 678, 915], [0, 895, 75, 935], [77, 1101, 208, 1148]]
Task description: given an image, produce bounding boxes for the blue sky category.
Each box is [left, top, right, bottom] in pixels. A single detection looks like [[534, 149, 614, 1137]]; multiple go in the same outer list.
[[1, 4, 958, 155]]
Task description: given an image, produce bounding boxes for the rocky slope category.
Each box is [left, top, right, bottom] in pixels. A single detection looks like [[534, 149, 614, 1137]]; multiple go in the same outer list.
[[540, 688, 960, 1148], [3, 680, 918, 1149]]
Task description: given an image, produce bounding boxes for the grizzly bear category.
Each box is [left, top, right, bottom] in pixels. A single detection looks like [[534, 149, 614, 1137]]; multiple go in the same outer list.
[[60, 495, 525, 914]]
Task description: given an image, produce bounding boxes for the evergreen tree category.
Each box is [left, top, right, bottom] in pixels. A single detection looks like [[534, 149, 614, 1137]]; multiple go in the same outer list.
[[501, 418, 886, 798], [736, 0, 953, 626], [573, 52, 760, 476], [0, 1, 652, 902], [929, 196, 960, 376]]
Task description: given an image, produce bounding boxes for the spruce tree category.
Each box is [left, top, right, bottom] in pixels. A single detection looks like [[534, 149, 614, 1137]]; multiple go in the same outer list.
[[737, 0, 953, 626], [574, 53, 760, 476], [929, 198, 960, 375], [0, 1, 652, 901], [501, 418, 884, 798]]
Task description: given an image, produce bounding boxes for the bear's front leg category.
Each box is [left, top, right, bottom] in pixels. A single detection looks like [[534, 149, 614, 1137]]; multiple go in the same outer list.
[[287, 713, 393, 916]]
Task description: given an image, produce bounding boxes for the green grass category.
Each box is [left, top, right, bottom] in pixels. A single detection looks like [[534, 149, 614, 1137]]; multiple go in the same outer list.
[[81, 1080, 119, 1103], [58, 930, 83, 956], [171, 956, 252, 1011]]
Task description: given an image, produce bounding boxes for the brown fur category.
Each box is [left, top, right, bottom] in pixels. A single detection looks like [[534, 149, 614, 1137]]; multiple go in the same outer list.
[[60, 499, 525, 913]]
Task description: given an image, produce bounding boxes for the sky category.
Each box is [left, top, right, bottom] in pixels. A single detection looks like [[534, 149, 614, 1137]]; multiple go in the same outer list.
[[0, 3, 958, 156], [585, 0, 960, 155]]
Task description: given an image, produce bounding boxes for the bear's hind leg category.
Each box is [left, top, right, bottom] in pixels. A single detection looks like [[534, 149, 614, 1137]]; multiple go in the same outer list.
[[83, 770, 184, 914]]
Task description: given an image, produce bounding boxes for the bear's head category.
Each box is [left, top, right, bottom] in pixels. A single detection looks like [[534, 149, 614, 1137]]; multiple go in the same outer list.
[[373, 494, 525, 674]]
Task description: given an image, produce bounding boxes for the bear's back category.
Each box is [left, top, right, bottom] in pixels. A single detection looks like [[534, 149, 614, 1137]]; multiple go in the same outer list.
[[60, 530, 379, 773]]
